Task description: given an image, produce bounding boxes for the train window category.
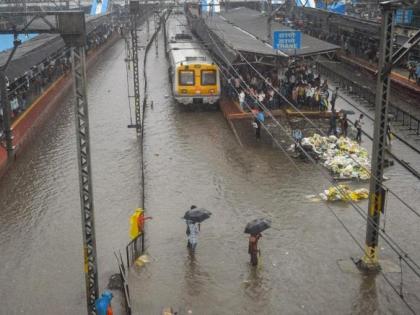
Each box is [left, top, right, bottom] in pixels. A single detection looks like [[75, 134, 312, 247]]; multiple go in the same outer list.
[[201, 70, 216, 85], [179, 70, 195, 86]]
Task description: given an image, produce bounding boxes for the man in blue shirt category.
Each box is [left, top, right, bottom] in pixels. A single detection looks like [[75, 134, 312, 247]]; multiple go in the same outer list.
[[416, 63, 420, 85], [255, 108, 265, 140]]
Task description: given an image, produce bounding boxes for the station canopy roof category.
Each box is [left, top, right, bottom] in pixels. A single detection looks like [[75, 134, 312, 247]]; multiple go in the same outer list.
[[217, 7, 339, 58], [0, 13, 110, 80], [203, 14, 278, 59]]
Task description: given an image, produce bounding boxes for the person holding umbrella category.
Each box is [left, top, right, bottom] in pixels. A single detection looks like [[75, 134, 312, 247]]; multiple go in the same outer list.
[[244, 218, 271, 267], [184, 205, 212, 252]]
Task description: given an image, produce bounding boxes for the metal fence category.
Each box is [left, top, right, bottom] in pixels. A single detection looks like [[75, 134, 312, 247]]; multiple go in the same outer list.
[[112, 232, 144, 315], [115, 252, 132, 315], [125, 232, 145, 269]]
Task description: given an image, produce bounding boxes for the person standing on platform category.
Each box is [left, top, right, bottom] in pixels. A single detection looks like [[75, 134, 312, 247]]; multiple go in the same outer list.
[[355, 114, 364, 143], [239, 89, 245, 110], [416, 63, 420, 85], [341, 113, 348, 138], [255, 107, 265, 140], [408, 64, 416, 81], [330, 87, 339, 112], [328, 110, 337, 136], [248, 233, 262, 266], [386, 120, 393, 147]]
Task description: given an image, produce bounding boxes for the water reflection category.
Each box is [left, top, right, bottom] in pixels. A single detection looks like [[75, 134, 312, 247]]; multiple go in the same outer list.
[[351, 275, 379, 315]]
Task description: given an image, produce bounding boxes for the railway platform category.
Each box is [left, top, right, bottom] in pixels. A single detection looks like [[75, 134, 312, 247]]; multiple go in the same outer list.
[[219, 98, 331, 121], [317, 58, 420, 120], [219, 97, 284, 121], [338, 53, 420, 95]]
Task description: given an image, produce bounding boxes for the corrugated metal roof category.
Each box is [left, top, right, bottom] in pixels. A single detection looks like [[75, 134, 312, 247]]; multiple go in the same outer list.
[[0, 13, 111, 79], [205, 14, 282, 57], [220, 7, 340, 57]]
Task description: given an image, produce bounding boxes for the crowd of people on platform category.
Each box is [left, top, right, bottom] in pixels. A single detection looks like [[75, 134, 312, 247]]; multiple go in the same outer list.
[[6, 53, 72, 118], [0, 21, 118, 140], [222, 60, 368, 142], [223, 60, 340, 113], [408, 62, 420, 85]]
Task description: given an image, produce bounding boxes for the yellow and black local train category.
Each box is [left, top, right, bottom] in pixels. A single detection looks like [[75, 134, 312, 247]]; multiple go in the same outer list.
[[166, 14, 221, 105]]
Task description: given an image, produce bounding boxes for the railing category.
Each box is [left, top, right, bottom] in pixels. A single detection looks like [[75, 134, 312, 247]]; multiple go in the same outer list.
[[115, 252, 132, 315], [316, 61, 420, 138], [125, 232, 145, 269]]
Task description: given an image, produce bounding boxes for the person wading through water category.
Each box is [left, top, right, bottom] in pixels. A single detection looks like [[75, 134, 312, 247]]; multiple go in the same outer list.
[[186, 205, 200, 251], [248, 233, 262, 266]]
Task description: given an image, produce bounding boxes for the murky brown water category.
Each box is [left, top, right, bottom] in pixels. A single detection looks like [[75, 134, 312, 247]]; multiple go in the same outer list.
[[0, 15, 419, 315], [0, 38, 143, 314], [129, 17, 420, 314]]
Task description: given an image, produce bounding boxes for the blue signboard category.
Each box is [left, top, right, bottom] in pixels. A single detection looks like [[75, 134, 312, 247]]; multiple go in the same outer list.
[[395, 9, 413, 25], [273, 30, 301, 50], [90, 0, 109, 16]]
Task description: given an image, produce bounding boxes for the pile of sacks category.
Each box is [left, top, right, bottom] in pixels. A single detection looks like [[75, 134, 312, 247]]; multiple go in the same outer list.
[[301, 134, 371, 180], [319, 184, 369, 202]]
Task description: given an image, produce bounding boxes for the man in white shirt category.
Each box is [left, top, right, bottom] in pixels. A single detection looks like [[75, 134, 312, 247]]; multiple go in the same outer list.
[[239, 90, 245, 110]]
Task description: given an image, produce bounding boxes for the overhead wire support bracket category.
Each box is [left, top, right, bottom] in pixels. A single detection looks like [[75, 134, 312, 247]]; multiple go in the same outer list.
[[358, 0, 418, 272]]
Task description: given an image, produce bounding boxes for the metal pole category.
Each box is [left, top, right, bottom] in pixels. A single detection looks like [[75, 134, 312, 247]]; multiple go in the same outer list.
[[71, 45, 99, 314], [130, 1, 141, 135], [358, 3, 395, 271], [154, 10, 159, 55], [267, 0, 272, 42], [0, 71, 14, 158]]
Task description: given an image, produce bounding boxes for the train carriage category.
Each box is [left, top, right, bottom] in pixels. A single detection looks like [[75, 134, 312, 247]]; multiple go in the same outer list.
[[166, 15, 221, 105]]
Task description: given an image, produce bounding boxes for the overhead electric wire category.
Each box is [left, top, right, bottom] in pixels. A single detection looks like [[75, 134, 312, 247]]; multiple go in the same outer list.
[[203, 25, 420, 280], [206, 17, 420, 221], [216, 62, 417, 315], [326, 86, 420, 218], [233, 41, 420, 219]]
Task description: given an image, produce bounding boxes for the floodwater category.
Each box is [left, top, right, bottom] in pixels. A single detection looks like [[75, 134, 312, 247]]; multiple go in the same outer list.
[[0, 15, 419, 314], [0, 36, 143, 313], [129, 17, 420, 315]]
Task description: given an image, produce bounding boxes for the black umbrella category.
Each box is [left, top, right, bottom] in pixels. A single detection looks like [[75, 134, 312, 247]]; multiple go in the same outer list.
[[184, 208, 212, 223], [244, 218, 271, 235]]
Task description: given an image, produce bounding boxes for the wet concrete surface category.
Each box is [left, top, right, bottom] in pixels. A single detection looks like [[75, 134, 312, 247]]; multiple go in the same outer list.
[[0, 15, 419, 315]]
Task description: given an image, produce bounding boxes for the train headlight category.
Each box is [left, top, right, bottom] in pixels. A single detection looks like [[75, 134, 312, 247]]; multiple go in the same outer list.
[[181, 89, 188, 94], [209, 89, 215, 94]]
